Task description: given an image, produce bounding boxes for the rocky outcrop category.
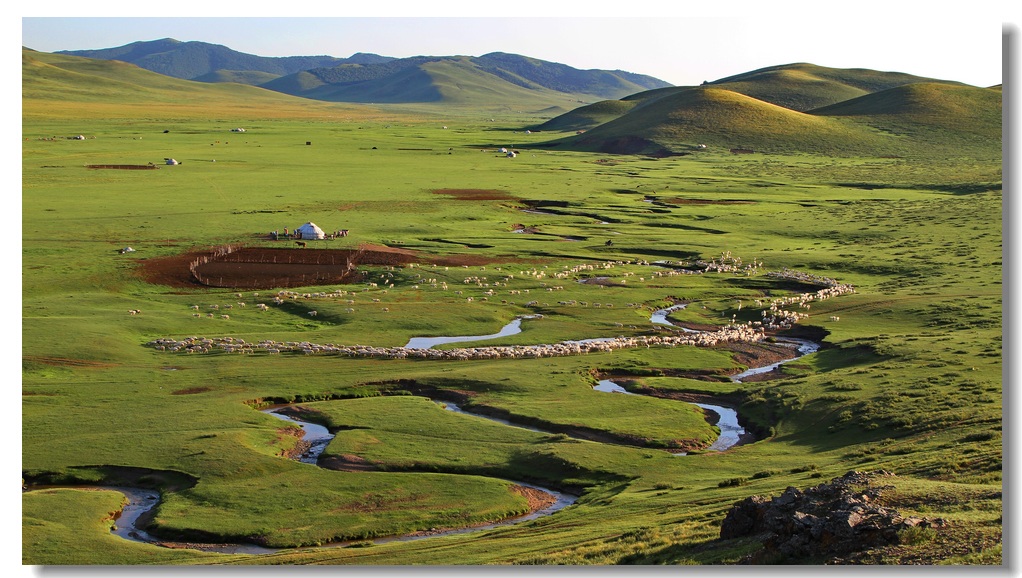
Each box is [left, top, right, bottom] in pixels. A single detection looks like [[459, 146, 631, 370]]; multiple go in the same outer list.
[[720, 470, 947, 563]]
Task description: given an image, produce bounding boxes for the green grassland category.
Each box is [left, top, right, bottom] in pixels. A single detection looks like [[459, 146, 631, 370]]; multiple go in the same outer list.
[[22, 49, 1002, 565]]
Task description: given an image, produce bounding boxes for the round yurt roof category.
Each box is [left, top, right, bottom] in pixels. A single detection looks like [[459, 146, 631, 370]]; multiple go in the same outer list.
[[296, 222, 325, 239]]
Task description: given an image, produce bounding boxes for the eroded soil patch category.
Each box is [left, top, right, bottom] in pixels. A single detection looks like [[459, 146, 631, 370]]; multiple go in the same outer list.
[[170, 386, 211, 395], [23, 356, 119, 369], [432, 189, 519, 201]]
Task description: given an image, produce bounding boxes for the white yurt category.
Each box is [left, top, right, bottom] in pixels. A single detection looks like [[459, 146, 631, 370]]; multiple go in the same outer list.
[[295, 222, 326, 240]]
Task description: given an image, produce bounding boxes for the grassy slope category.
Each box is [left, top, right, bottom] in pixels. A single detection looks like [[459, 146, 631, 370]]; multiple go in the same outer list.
[[300, 58, 600, 111], [193, 69, 282, 85], [810, 82, 1003, 152], [708, 62, 963, 110], [21, 49, 407, 122], [22, 50, 1002, 565], [552, 86, 897, 155], [254, 55, 616, 112], [532, 99, 639, 131], [712, 67, 870, 111], [532, 63, 997, 158]]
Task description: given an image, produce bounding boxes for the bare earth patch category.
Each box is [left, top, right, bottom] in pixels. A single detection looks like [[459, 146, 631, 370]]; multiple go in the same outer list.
[[170, 386, 211, 395], [510, 484, 557, 512], [431, 189, 519, 201], [23, 356, 119, 369]]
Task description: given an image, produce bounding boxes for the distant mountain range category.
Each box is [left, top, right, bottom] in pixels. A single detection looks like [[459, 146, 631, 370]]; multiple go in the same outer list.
[[25, 44, 1001, 159], [56, 38, 673, 103]]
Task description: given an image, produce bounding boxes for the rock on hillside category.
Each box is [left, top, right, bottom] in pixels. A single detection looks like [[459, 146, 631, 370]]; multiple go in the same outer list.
[[719, 470, 948, 563]]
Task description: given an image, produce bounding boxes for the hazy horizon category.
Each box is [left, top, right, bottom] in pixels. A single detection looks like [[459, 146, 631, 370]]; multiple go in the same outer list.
[[20, 11, 1009, 89]]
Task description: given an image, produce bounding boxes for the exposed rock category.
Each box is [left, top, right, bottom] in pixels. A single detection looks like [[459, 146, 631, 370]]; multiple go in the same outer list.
[[719, 470, 948, 563]]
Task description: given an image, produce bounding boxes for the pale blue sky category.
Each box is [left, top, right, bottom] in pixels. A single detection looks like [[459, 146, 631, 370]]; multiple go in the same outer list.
[[19, 5, 1013, 88]]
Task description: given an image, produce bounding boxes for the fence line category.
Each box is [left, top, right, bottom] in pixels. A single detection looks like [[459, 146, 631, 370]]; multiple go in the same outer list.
[[189, 244, 363, 289]]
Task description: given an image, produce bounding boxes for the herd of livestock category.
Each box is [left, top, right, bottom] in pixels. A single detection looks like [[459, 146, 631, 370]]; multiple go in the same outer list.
[[145, 261, 856, 361], [146, 318, 769, 360]]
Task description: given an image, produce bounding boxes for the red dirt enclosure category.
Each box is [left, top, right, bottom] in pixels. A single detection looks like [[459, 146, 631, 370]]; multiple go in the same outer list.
[[140, 243, 511, 290], [188, 245, 412, 289]]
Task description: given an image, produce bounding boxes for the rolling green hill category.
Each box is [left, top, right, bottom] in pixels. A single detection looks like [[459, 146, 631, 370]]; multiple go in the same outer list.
[[533, 86, 701, 132], [21, 48, 399, 121], [532, 98, 641, 131], [709, 62, 964, 111], [811, 82, 1002, 136], [533, 63, 965, 134], [538, 86, 894, 155], [530, 64, 1000, 158]]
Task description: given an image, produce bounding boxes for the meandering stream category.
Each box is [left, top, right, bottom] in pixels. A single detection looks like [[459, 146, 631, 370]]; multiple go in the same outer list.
[[728, 337, 820, 382], [75, 301, 819, 554], [593, 380, 745, 453], [82, 405, 577, 554], [650, 302, 818, 383], [402, 303, 696, 350], [404, 315, 540, 349]]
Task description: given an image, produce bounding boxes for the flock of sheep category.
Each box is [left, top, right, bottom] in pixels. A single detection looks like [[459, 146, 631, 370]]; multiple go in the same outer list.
[[758, 280, 856, 330], [144, 255, 855, 361], [146, 318, 767, 360]]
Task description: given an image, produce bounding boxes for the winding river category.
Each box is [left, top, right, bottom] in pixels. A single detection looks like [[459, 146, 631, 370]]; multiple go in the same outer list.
[[729, 337, 820, 382], [65, 301, 819, 554], [650, 302, 818, 383], [593, 380, 745, 453], [404, 315, 541, 349], [396, 302, 816, 454], [403, 303, 695, 350], [84, 406, 577, 555]]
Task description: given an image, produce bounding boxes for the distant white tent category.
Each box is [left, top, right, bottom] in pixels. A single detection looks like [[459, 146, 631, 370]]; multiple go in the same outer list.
[[295, 222, 325, 240]]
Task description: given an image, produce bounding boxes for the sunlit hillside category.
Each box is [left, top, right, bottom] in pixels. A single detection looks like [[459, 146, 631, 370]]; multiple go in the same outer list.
[[21, 48, 401, 122]]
